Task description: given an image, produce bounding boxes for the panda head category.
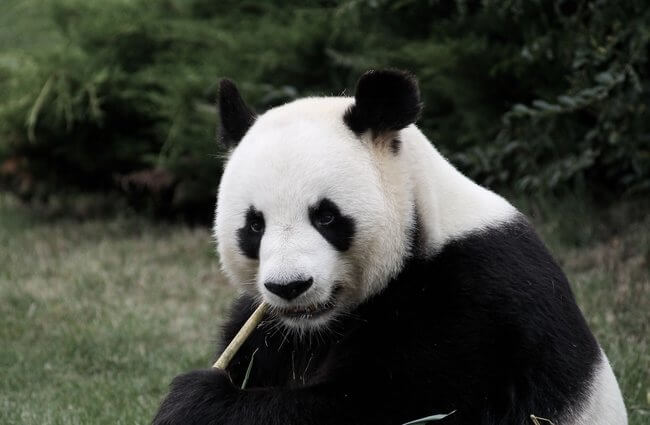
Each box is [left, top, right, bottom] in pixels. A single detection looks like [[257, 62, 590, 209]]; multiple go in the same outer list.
[[214, 70, 422, 330]]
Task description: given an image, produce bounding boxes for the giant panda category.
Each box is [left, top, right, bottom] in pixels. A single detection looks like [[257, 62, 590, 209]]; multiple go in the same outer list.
[[152, 70, 627, 425]]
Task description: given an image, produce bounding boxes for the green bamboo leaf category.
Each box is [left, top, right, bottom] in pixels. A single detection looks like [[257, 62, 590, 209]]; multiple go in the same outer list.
[[402, 410, 456, 425], [240, 347, 259, 390]]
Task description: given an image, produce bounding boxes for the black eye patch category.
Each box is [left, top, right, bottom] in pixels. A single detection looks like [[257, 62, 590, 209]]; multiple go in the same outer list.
[[237, 206, 264, 259], [308, 198, 356, 252]]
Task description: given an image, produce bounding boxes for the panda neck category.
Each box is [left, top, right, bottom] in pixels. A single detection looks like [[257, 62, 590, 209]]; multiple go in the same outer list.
[[402, 126, 518, 256]]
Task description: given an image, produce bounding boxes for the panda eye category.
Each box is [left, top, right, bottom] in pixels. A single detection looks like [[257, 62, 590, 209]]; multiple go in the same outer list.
[[250, 219, 264, 233], [316, 212, 335, 226]]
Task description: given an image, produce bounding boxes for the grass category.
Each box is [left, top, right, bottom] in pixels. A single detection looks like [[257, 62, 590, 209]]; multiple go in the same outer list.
[[0, 193, 648, 424], [0, 194, 234, 424]]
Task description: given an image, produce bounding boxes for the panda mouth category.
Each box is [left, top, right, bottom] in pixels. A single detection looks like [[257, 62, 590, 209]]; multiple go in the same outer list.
[[280, 303, 334, 319], [277, 285, 342, 320]]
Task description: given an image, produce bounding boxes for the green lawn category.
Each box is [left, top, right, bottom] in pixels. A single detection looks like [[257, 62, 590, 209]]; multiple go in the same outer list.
[[0, 195, 234, 424], [0, 194, 648, 424]]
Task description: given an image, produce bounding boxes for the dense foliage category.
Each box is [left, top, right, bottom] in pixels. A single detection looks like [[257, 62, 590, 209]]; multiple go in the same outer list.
[[1, 0, 648, 217]]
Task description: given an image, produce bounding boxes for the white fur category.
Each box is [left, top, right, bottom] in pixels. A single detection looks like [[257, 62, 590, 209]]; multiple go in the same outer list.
[[560, 350, 627, 425], [215, 96, 517, 326], [400, 125, 518, 254], [215, 97, 410, 327]]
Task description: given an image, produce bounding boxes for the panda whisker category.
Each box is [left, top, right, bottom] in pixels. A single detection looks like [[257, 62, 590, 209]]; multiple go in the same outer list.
[[301, 354, 314, 384], [277, 328, 290, 352], [260, 318, 283, 340]]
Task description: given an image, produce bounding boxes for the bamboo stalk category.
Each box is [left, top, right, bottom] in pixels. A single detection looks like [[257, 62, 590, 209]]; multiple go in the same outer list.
[[212, 302, 268, 370]]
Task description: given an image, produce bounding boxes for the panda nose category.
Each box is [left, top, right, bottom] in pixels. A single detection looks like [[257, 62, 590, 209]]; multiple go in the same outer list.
[[264, 278, 313, 301]]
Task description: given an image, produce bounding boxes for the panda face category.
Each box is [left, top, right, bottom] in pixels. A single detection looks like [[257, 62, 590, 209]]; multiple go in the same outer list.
[[215, 72, 422, 330], [216, 100, 388, 329]]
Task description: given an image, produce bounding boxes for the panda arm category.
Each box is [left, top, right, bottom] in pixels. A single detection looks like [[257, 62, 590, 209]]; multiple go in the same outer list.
[[153, 296, 374, 424], [151, 367, 367, 425]]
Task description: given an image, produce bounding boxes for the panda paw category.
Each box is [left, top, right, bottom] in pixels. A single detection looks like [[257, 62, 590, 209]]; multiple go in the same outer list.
[[152, 368, 237, 425]]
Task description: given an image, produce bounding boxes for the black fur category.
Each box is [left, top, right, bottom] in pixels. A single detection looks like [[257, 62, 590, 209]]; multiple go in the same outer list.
[[236, 206, 264, 259], [391, 138, 401, 154], [153, 217, 600, 425], [218, 79, 256, 148], [344, 69, 423, 137], [308, 198, 356, 252]]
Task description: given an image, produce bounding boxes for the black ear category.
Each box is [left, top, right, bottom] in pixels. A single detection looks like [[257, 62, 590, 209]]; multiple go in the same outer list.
[[218, 79, 257, 148], [344, 69, 422, 136]]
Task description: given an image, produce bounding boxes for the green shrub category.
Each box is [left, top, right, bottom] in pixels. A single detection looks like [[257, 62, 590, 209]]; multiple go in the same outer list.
[[471, 0, 650, 194], [0, 0, 648, 218]]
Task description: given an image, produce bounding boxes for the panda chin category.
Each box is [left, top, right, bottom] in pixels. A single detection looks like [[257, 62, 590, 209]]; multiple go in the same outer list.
[[274, 284, 343, 327]]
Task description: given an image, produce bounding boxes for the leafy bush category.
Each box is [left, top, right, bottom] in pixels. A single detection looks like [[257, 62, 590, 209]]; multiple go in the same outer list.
[[0, 0, 648, 219], [469, 0, 650, 194]]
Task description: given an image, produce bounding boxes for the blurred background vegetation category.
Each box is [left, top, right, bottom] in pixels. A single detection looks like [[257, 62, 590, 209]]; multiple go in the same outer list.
[[1, 0, 648, 221]]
